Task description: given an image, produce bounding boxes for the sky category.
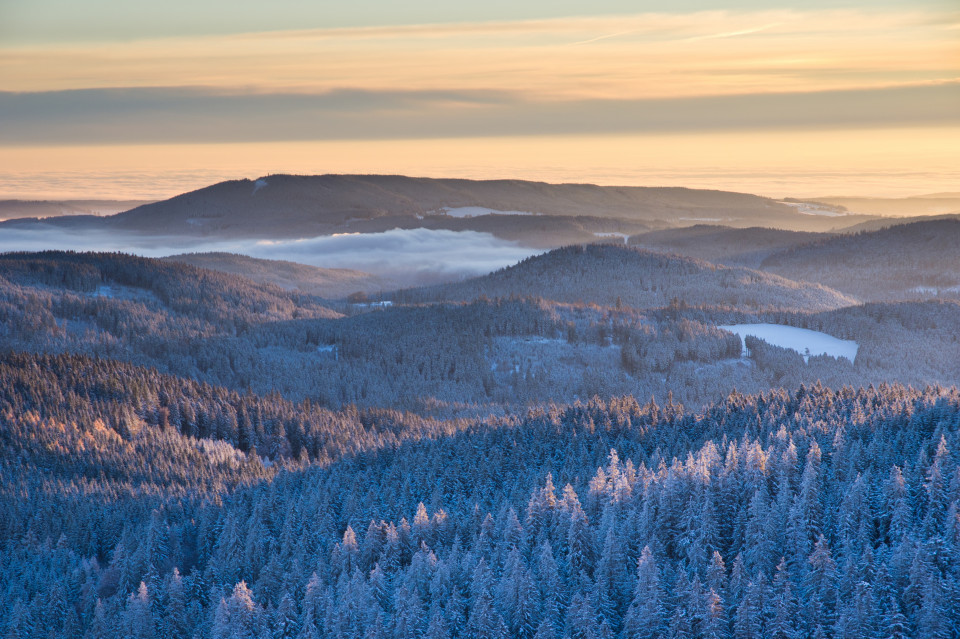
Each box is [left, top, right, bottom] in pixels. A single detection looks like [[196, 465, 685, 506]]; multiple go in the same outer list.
[[1, 0, 958, 200]]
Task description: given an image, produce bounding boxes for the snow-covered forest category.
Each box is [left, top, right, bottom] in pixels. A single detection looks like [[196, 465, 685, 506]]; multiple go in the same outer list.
[[2, 245, 960, 639], [3, 352, 960, 638], [5, 0, 957, 632], [1, 252, 958, 412]]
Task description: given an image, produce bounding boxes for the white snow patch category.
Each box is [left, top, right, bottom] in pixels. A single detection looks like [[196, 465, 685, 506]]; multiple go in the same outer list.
[[780, 201, 845, 217], [96, 285, 114, 298], [593, 232, 629, 244], [317, 344, 336, 353], [719, 323, 858, 363], [909, 285, 960, 295], [438, 207, 537, 218], [196, 438, 246, 466], [516, 336, 565, 345], [252, 178, 268, 194]]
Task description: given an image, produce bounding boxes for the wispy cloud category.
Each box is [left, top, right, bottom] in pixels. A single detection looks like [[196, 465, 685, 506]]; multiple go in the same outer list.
[[569, 30, 637, 46], [683, 22, 781, 41], [1, 9, 954, 102]]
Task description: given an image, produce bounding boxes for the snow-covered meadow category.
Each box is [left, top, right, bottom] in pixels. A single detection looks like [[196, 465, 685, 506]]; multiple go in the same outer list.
[[437, 206, 537, 218], [719, 323, 858, 363]]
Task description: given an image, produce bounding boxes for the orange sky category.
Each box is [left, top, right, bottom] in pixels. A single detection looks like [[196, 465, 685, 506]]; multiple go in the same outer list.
[[1, 6, 958, 199]]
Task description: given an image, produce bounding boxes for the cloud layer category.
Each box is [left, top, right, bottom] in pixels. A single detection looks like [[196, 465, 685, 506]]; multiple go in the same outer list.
[[2, 83, 958, 145]]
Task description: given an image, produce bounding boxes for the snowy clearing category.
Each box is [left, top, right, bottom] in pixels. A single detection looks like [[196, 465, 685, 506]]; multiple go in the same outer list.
[[437, 207, 537, 218], [719, 323, 858, 363], [780, 201, 845, 217], [593, 232, 629, 243], [910, 285, 960, 295]]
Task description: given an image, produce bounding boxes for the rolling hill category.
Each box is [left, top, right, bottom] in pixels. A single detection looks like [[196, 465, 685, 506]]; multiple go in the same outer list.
[[628, 225, 828, 267], [835, 212, 960, 234], [403, 243, 856, 311], [761, 218, 960, 301], [163, 252, 396, 299]]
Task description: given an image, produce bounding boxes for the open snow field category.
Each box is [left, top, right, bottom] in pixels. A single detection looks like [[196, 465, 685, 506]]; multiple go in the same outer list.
[[438, 207, 537, 218], [719, 323, 859, 363], [780, 201, 846, 217]]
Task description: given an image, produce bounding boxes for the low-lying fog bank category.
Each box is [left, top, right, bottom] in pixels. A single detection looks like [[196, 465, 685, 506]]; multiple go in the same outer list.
[[0, 226, 542, 287]]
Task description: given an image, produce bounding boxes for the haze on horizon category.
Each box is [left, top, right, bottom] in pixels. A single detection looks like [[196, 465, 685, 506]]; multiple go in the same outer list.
[[1, 0, 958, 200]]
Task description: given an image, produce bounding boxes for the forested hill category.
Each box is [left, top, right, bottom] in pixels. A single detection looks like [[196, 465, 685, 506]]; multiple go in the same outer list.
[[0, 251, 340, 326], [3, 250, 959, 415], [628, 225, 828, 268], [760, 218, 960, 301], [0, 351, 463, 489], [162, 252, 395, 299], [4, 352, 960, 638], [0, 251, 340, 398], [403, 244, 856, 311]]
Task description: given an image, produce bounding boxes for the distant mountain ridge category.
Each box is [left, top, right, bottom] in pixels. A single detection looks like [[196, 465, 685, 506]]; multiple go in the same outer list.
[[0, 198, 155, 221], [0, 174, 874, 241], [812, 193, 960, 217]]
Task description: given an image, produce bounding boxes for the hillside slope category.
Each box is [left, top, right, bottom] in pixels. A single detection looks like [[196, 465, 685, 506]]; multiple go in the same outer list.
[[405, 244, 856, 311], [629, 225, 828, 267], [163, 252, 396, 298], [0, 250, 339, 326], [761, 218, 960, 300]]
